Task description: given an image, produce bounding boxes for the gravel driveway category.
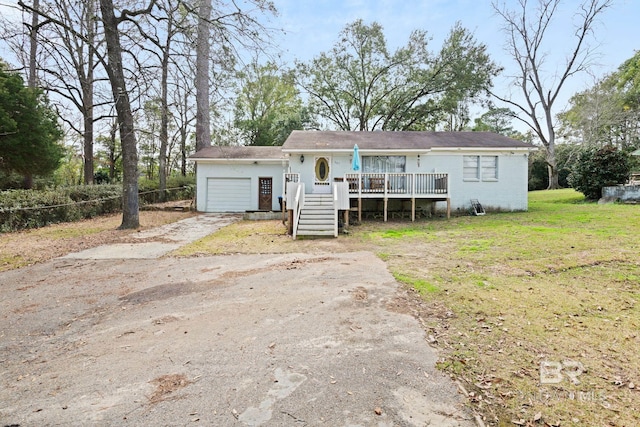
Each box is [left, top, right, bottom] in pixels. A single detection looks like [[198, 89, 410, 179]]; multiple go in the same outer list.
[[0, 216, 474, 426]]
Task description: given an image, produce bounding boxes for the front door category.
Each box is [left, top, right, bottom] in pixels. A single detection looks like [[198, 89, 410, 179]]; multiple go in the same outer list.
[[313, 156, 331, 193], [258, 177, 272, 210]]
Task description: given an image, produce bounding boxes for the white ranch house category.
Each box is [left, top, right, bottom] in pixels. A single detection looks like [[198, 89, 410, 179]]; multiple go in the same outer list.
[[190, 131, 534, 238]]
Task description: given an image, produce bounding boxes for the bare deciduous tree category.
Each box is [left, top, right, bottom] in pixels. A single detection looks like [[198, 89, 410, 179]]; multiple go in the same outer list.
[[492, 0, 613, 189], [11, 0, 276, 226], [28, 0, 38, 89], [11, 0, 111, 185], [99, 0, 156, 228]]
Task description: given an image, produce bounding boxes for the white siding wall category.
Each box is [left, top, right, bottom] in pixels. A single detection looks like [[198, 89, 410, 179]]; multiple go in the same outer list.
[[292, 153, 358, 188], [195, 162, 287, 212], [420, 151, 529, 212], [290, 150, 529, 212]]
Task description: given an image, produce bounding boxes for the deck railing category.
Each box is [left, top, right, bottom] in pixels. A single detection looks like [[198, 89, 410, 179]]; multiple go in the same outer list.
[[283, 173, 300, 199], [291, 182, 305, 240], [285, 173, 300, 183], [282, 173, 300, 203], [333, 183, 339, 237], [415, 173, 448, 195], [344, 173, 448, 197]]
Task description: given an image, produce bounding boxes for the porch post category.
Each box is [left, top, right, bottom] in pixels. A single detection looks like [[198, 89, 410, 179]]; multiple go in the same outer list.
[[287, 209, 294, 234], [411, 197, 415, 222], [446, 198, 451, 219], [282, 200, 286, 223], [384, 197, 388, 222], [411, 173, 416, 222], [357, 173, 362, 222]]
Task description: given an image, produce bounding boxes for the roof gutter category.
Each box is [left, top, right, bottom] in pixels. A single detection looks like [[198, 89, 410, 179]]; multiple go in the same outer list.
[[188, 157, 287, 163], [282, 147, 533, 154], [281, 148, 434, 155], [429, 146, 533, 152]]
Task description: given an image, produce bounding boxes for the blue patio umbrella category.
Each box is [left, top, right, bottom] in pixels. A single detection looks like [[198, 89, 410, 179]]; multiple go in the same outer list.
[[352, 144, 361, 171]]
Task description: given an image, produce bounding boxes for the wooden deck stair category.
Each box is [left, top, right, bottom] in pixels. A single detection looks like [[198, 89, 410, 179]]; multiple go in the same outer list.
[[296, 194, 336, 237]]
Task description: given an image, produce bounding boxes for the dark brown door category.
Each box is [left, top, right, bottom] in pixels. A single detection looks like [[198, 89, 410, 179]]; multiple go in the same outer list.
[[259, 177, 272, 211]]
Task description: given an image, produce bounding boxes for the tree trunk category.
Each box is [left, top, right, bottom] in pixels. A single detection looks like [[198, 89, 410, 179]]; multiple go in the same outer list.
[[108, 120, 118, 181], [545, 119, 561, 190], [22, 174, 33, 189], [99, 0, 139, 229], [82, 0, 95, 185], [28, 0, 39, 89], [545, 142, 560, 189], [24, 0, 39, 189], [547, 164, 560, 189], [193, 0, 212, 208], [195, 0, 212, 152], [158, 25, 171, 202], [83, 93, 94, 185], [180, 122, 187, 176]]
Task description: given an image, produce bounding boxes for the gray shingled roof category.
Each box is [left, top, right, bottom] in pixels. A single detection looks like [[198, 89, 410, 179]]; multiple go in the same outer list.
[[189, 145, 285, 160], [282, 130, 533, 151], [190, 132, 533, 160]]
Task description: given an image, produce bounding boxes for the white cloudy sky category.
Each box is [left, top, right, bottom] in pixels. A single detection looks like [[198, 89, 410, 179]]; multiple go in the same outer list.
[[274, 0, 638, 68], [271, 0, 639, 112], [1, 0, 637, 122]]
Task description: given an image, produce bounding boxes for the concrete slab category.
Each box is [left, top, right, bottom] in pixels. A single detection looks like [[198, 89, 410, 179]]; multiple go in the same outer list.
[[63, 213, 241, 260], [62, 242, 182, 259], [131, 213, 241, 244], [0, 252, 475, 426]]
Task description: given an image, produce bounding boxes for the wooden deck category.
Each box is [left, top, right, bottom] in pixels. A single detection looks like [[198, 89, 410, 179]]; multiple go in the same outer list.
[[343, 173, 448, 197], [342, 173, 450, 222], [285, 173, 450, 224]]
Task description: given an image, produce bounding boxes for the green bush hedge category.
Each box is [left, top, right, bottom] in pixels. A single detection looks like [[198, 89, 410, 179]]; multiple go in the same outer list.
[[0, 189, 80, 232], [65, 185, 123, 218], [0, 185, 123, 232], [568, 145, 630, 200], [138, 175, 195, 204], [1, 178, 195, 232]]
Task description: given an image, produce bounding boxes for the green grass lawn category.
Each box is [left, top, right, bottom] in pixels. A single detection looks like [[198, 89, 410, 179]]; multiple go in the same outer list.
[[360, 190, 639, 426]]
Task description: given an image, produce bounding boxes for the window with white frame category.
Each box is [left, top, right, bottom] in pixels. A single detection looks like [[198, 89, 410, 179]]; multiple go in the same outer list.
[[463, 155, 480, 180], [463, 155, 498, 181], [481, 156, 498, 180], [362, 156, 406, 173]]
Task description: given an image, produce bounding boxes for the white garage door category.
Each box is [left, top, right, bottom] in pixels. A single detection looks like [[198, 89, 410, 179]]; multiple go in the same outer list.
[[206, 178, 251, 212]]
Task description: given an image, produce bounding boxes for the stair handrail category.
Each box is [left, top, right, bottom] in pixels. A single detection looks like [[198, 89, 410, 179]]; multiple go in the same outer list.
[[292, 183, 304, 240], [333, 183, 339, 237]]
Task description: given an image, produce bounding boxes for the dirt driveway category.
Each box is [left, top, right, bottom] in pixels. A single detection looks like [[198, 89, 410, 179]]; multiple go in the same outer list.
[[0, 216, 473, 426]]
